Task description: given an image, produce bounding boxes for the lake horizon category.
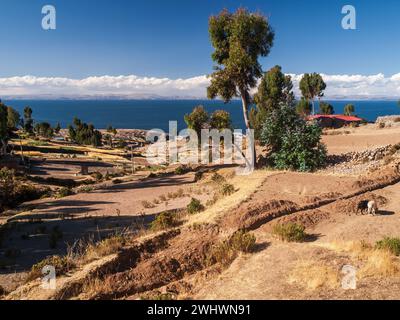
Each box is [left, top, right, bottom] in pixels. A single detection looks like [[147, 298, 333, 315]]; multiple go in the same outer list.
[[3, 99, 400, 132]]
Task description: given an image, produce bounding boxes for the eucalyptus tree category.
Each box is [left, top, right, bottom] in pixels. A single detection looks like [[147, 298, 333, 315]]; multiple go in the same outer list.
[[207, 8, 275, 160], [344, 104, 355, 116], [299, 73, 326, 115]]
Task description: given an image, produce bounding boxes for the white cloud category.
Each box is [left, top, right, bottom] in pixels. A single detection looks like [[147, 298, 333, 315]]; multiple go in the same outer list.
[[0, 73, 400, 99]]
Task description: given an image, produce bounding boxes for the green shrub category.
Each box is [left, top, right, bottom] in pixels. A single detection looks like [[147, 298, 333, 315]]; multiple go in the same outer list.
[[56, 187, 74, 198], [221, 183, 235, 196], [187, 198, 204, 214], [272, 223, 307, 242], [174, 165, 188, 175], [207, 231, 256, 268], [211, 172, 226, 184], [375, 237, 400, 256], [261, 104, 327, 172], [78, 186, 94, 193], [150, 212, 178, 231], [91, 172, 103, 182], [229, 230, 256, 253]]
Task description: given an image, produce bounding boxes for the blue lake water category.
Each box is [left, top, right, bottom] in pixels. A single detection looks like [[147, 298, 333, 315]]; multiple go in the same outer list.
[[3, 99, 400, 132]]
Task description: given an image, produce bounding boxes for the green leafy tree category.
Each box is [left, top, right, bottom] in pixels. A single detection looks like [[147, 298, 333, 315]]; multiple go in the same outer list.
[[184, 105, 209, 137], [54, 122, 61, 134], [210, 110, 232, 131], [107, 125, 117, 136], [299, 73, 326, 115], [23, 106, 33, 134], [251, 65, 294, 138], [68, 117, 102, 146], [319, 102, 334, 115], [207, 8, 275, 160], [34, 122, 54, 138], [260, 104, 327, 172], [295, 97, 312, 116], [0, 103, 8, 156], [344, 104, 355, 116], [7, 107, 20, 130], [0, 168, 16, 204]]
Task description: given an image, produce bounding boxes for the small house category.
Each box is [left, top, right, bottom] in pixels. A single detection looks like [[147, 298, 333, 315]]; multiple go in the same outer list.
[[307, 114, 363, 128]]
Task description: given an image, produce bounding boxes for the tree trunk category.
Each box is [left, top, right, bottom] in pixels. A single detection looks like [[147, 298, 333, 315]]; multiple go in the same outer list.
[[311, 99, 315, 115], [0, 139, 7, 156], [240, 91, 256, 169]]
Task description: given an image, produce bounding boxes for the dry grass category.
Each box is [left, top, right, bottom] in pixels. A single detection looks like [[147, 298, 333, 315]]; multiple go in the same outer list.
[[316, 240, 400, 280], [189, 170, 270, 225], [81, 276, 113, 298], [83, 235, 126, 262], [288, 260, 340, 290]]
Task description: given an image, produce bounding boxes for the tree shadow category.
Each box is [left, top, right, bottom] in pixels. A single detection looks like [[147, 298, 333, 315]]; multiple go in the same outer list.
[[304, 233, 323, 242], [377, 210, 395, 216], [252, 241, 270, 253]]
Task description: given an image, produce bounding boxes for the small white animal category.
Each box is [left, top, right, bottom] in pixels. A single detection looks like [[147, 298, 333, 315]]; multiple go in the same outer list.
[[367, 200, 378, 216]]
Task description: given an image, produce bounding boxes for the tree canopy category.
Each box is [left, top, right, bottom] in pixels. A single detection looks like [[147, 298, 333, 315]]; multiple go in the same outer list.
[[0, 103, 8, 156], [260, 104, 327, 172], [68, 117, 102, 146], [184, 106, 233, 136], [251, 65, 294, 138], [295, 97, 312, 117], [344, 104, 355, 116], [23, 106, 33, 134], [207, 8, 275, 161], [299, 73, 326, 115], [319, 102, 334, 115], [34, 122, 54, 138]]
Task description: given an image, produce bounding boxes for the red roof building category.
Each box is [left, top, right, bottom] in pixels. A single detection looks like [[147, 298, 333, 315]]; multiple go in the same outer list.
[[307, 114, 363, 128]]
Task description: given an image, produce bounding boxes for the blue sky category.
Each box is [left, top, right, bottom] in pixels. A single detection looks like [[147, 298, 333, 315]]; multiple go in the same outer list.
[[1, 0, 400, 99]]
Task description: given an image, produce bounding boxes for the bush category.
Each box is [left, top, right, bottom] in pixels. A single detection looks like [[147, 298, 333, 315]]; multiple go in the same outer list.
[[375, 237, 400, 256], [229, 230, 256, 253], [221, 183, 235, 196], [211, 172, 226, 184], [207, 231, 256, 267], [174, 165, 188, 175], [150, 212, 178, 231], [187, 198, 204, 214], [27, 255, 74, 282], [141, 200, 155, 209], [261, 104, 327, 172], [84, 235, 126, 261], [91, 172, 103, 182], [0, 168, 17, 204], [56, 187, 74, 198], [0, 285, 6, 296], [272, 223, 307, 242]]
